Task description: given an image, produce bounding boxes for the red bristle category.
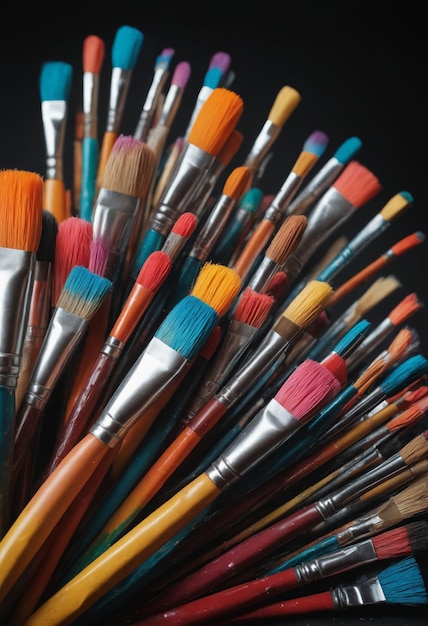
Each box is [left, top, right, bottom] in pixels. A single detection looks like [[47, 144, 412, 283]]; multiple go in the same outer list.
[[305, 310, 330, 338], [82, 35, 105, 75], [372, 525, 413, 559], [387, 395, 428, 431], [88, 238, 109, 276], [391, 231, 425, 256], [171, 212, 198, 239], [274, 359, 341, 420], [136, 250, 172, 291], [265, 270, 289, 300], [233, 287, 275, 327], [321, 352, 348, 386], [332, 160, 382, 207], [402, 385, 428, 403], [388, 293, 423, 325], [200, 325, 222, 359]]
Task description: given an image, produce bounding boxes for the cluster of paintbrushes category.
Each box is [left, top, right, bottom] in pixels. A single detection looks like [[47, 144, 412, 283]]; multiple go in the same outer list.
[[0, 22, 427, 626]]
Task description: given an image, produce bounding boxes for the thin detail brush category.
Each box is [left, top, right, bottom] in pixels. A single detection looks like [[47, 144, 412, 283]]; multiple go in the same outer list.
[[73, 110, 83, 212]]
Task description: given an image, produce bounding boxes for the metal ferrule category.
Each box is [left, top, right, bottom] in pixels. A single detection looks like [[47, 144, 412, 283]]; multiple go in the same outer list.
[[106, 67, 132, 133], [102, 335, 126, 360], [150, 143, 216, 236], [0, 249, 35, 388], [248, 256, 281, 292], [185, 86, 214, 137], [157, 84, 182, 127], [83, 72, 100, 137], [264, 172, 302, 226], [332, 578, 386, 608], [41, 100, 67, 179], [26, 261, 52, 330], [207, 397, 299, 489], [190, 195, 234, 261], [336, 511, 383, 545], [90, 337, 187, 446], [161, 232, 188, 262], [295, 539, 377, 583], [244, 120, 281, 173], [345, 319, 393, 371], [286, 157, 342, 215], [134, 68, 169, 141], [347, 213, 388, 254], [23, 308, 88, 410]]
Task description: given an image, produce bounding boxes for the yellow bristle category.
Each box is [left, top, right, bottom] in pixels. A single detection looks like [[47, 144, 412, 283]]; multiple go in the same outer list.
[[268, 85, 301, 126], [191, 262, 242, 317]]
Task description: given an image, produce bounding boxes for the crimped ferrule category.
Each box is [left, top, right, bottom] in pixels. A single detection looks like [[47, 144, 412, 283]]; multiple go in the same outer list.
[[264, 171, 303, 226], [286, 157, 342, 215], [332, 578, 386, 608], [244, 120, 282, 173], [106, 67, 132, 133], [190, 195, 234, 261]]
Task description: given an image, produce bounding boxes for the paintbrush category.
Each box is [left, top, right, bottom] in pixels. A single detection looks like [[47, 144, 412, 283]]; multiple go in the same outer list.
[[233, 130, 329, 280], [135, 520, 428, 625], [39, 60, 73, 223], [15, 210, 58, 411], [134, 47, 175, 142], [133, 87, 244, 268], [0, 262, 241, 602], [73, 110, 84, 212], [286, 135, 363, 216], [149, 137, 185, 214], [20, 357, 342, 625], [228, 556, 427, 621], [0, 170, 44, 536], [183, 51, 231, 139], [79, 34, 106, 222], [95, 25, 144, 192], [43, 250, 172, 476], [242, 85, 302, 179]]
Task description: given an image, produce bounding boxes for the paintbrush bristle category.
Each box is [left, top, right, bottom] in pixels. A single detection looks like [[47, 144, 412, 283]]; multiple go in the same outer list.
[[265, 270, 289, 299], [111, 25, 144, 70], [379, 190, 414, 221], [387, 395, 428, 433], [353, 275, 401, 318], [200, 325, 222, 360], [0, 169, 44, 251], [266, 215, 307, 265], [389, 293, 423, 325], [191, 262, 242, 317], [268, 85, 301, 126], [389, 475, 428, 520], [378, 556, 427, 605], [223, 166, 253, 201], [233, 287, 274, 327], [208, 51, 231, 73], [216, 129, 244, 167], [39, 61, 73, 101], [56, 265, 112, 319], [171, 212, 198, 238], [172, 61, 192, 89], [392, 231, 425, 256], [101, 135, 156, 198], [37, 210, 58, 263], [333, 160, 382, 207], [136, 250, 172, 290], [281, 279, 333, 329], [155, 47, 175, 71], [88, 237, 110, 276], [333, 136, 363, 163], [187, 87, 244, 156], [399, 430, 428, 465], [83, 35, 105, 74]]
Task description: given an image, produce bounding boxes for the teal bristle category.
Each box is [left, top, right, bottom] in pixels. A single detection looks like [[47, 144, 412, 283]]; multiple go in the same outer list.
[[379, 354, 428, 395], [239, 187, 264, 213], [333, 136, 363, 164], [303, 130, 329, 157], [203, 66, 223, 89], [332, 319, 371, 358], [378, 557, 428, 605], [111, 25, 144, 70], [39, 61, 73, 102], [57, 266, 112, 318], [400, 190, 414, 204], [155, 47, 175, 70], [154, 295, 219, 360]]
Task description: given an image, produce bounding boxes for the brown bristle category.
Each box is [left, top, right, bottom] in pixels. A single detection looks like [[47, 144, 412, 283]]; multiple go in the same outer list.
[[233, 287, 274, 327], [399, 431, 428, 465], [171, 212, 198, 238], [83, 35, 105, 75], [333, 160, 382, 208], [191, 262, 242, 317], [281, 279, 333, 330], [372, 525, 413, 560], [101, 135, 156, 198], [223, 166, 253, 201], [52, 216, 93, 305], [217, 129, 244, 167], [265, 270, 289, 300], [352, 275, 401, 322], [266, 215, 307, 265], [88, 237, 110, 276], [187, 88, 244, 156], [392, 475, 428, 519], [387, 397, 428, 432], [200, 325, 222, 359], [136, 250, 172, 291], [389, 293, 423, 326], [0, 169, 44, 252]]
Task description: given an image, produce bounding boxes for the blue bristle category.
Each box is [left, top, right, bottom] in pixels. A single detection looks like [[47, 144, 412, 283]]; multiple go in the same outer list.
[[303, 130, 329, 157], [39, 61, 73, 101], [58, 266, 112, 317], [155, 48, 175, 70], [155, 295, 218, 360], [378, 557, 428, 605], [239, 187, 264, 213], [333, 136, 363, 164], [400, 190, 414, 204], [332, 319, 371, 357], [111, 25, 144, 70], [203, 66, 223, 89], [380, 354, 428, 395]]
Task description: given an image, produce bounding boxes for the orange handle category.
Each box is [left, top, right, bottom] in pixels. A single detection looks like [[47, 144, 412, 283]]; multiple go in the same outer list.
[[43, 179, 68, 223], [96, 131, 117, 192]]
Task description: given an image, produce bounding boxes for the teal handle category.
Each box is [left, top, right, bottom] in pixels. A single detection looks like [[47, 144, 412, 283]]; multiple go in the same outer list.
[[79, 137, 99, 222], [0, 385, 16, 534]]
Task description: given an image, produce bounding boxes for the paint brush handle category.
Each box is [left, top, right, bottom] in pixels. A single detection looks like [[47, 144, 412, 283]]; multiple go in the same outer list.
[[0, 387, 16, 535], [11, 403, 44, 483], [229, 590, 335, 620], [79, 137, 99, 221], [43, 179, 67, 223], [96, 131, 117, 192]]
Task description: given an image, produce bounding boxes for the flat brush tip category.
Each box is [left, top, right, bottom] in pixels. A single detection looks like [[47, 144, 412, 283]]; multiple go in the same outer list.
[[39, 61, 73, 101], [333, 136, 363, 163], [57, 266, 112, 319], [303, 130, 329, 156], [233, 287, 274, 327], [136, 250, 172, 290], [268, 85, 301, 126], [333, 160, 382, 208], [191, 262, 242, 317], [223, 166, 253, 200], [380, 190, 414, 221], [171, 61, 192, 89], [171, 212, 198, 238], [83, 35, 105, 74], [112, 24, 144, 70]]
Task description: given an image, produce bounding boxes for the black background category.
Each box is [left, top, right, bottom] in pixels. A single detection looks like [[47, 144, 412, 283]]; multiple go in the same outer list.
[[1, 3, 427, 625]]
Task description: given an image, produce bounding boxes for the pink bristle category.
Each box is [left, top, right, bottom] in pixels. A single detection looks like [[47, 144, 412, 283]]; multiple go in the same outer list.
[[208, 51, 231, 73], [332, 160, 382, 208], [88, 237, 110, 276], [171, 61, 192, 89]]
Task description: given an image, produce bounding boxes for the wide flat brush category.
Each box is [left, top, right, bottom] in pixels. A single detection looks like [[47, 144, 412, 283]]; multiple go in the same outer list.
[[39, 61, 73, 223], [0, 263, 241, 602], [0, 170, 44, 536], [95, 25, 144, 192]]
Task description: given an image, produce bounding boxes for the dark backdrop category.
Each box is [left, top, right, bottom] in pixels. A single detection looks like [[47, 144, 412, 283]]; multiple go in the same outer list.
[[0, 4, 427, 625]]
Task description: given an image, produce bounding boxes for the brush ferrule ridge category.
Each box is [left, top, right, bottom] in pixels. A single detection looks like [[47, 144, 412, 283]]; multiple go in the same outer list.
[[23, 382, 52, 410], [106, 67, 132, 133], [41, 101, 67, 175], [287, 157, 342, 215], [264, 172, 302, 225], [0, 354, 20, 388], [102, 335, 125, 359], [297, 540, 377, 583], [244, 120, 281, 173], [332, 578, 386, 608], [336, 512, 383, 545]]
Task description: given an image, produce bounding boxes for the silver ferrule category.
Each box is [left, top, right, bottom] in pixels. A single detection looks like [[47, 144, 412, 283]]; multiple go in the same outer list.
[[244, 120, 281, 173], [90, 337, 187, 446], [157, 84, 183, 128], [345, 319, 393, 371], [83, 72, 100, 137], [184, 86, 214, 138], [207, 397, 299, 489], [102, 335, 126, 360], [92, 187, 140, 280], [106, 67, 132, 133], [161, 231, 188, 262], [41, 100, 67, 179], [23, 308, 88, 410], [286, 157, 342, 215], [248, 256, 281, 292], [332, 578, 386, 609], [150, 143, 216, 236], [346, 213, 388, 255], [295, 539, 377, 583], [0, 249, 35, 387], [336, 511, 383, 545], [134, 67, 169, 141], [264, 172, 302, 226], [190, 195, 234, 261]]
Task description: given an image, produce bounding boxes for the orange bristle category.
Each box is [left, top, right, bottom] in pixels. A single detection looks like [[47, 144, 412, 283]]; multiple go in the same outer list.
[[333, 160, 382, 207], [387, 395, 428, 431], [83, 35, 105, 75], [136, 250, 172, 290], [88, 238, 110, 276], [388, 293, 423, 325], [391, 231, 425, 255], [216, 129, 244, 167], [0, 170, 44, 252], [200, 325, 222, 360], [187, 87, 244, 156], [223, 166, 253, 201], [266, 215, 308, 265], [233, 287, 275, 327], [171, 212, 198, 238], [387, 327, 416, 362]]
